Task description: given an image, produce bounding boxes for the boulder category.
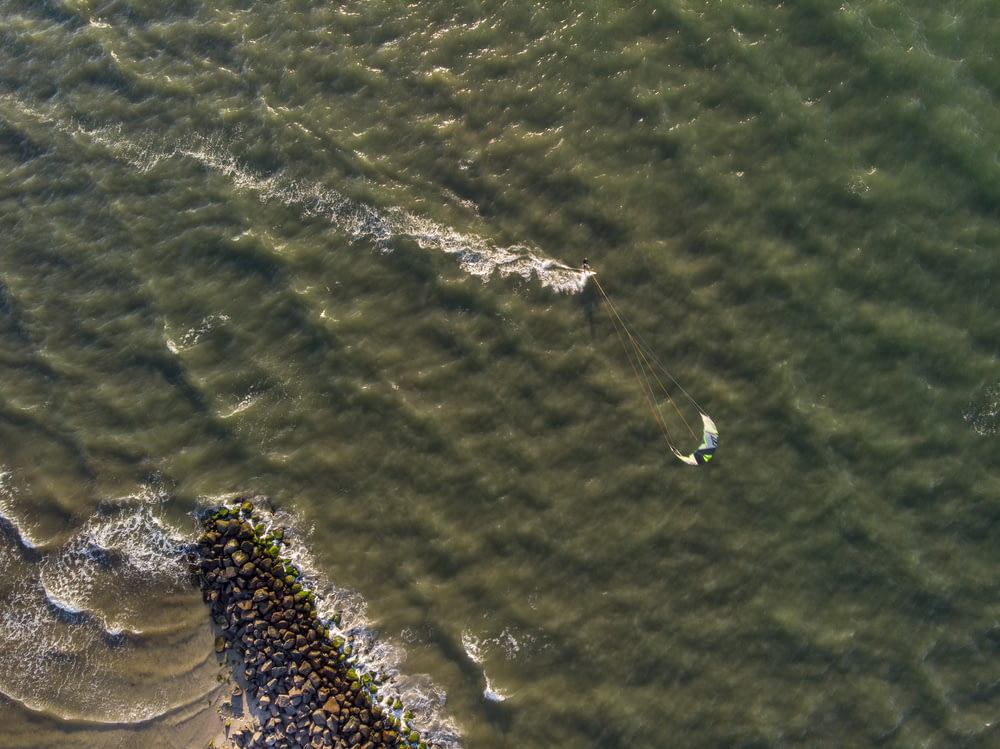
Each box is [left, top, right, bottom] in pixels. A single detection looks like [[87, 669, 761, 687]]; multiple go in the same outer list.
[[190, 501, 411, 749]]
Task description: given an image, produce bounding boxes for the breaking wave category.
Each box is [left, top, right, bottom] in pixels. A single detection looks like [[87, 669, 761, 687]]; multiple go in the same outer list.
[[0, 487, 210, 723]]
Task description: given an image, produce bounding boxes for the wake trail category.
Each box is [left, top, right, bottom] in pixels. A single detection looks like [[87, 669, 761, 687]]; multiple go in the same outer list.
[[76, 120, 591, 295]]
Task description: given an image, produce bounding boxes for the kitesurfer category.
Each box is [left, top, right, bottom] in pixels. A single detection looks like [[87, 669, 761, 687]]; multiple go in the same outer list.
[[582, 257, 591, 271]]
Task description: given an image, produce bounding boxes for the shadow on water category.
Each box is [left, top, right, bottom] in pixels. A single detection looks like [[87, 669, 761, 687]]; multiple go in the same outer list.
[[0, 280, 39, 347], [0, 515, 42, 564], [0, 120, 48, 165], [580, 279, 602, 339]]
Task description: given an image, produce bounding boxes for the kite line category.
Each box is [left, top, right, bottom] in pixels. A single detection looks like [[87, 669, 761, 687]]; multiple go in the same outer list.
[[583, 265, 719, 466]]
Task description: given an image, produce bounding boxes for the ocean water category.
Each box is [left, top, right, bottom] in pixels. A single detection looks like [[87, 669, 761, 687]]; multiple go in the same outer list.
[[1, 0, 999, 747]]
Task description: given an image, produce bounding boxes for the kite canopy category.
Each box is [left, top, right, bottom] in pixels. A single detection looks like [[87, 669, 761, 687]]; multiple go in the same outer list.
[[672, 413, 719, 466]]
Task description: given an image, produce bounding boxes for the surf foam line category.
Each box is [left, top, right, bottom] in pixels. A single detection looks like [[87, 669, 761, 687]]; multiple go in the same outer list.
[[255, 507, 461, 748], [72, 121, 590, 295], [0, 490, 216, 724]]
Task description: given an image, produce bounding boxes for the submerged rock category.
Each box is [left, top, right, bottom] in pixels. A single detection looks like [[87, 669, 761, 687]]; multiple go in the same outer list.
[[190, 500, 435, 749]]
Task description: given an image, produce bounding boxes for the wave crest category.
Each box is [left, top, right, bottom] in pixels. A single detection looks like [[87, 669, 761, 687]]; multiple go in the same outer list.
[[0, 492, 215, 724]]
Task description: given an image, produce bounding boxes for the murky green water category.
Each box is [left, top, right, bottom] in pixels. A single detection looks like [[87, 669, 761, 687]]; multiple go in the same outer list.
[[1, 1, 999, 747]]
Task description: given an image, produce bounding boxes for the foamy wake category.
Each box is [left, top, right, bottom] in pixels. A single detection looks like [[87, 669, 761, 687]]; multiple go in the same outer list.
[[965, 383, 1000, 436], [74, 123, 591, 295]]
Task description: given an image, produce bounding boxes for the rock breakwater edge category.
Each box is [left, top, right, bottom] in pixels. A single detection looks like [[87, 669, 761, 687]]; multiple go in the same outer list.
[[190, 500, 437, 749]]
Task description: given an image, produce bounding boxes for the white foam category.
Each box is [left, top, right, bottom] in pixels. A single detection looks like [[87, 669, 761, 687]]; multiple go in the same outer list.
[[461, 629, 486, 665], [0, 470, 45, 549], [482, 676, 508, 704], [164, 313, 232, 355], [461, 628, 516, 703], [37, 498, 191, 634], [965, 384, 1000, 436], [0, 492, 211, 723]]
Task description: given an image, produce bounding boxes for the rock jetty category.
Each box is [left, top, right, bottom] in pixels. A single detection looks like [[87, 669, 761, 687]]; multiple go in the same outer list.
[[190, 501, 433, 749]]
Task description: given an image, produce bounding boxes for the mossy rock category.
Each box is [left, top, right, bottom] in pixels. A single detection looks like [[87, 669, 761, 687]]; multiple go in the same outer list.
[[194, 499, 418, 746]]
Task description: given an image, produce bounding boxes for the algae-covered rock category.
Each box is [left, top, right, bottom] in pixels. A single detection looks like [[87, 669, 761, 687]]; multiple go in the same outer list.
[[190, 499, 430, 749]]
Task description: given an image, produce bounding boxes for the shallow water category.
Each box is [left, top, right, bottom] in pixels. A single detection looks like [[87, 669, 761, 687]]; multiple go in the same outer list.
[[1, 1, 999, 747]]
